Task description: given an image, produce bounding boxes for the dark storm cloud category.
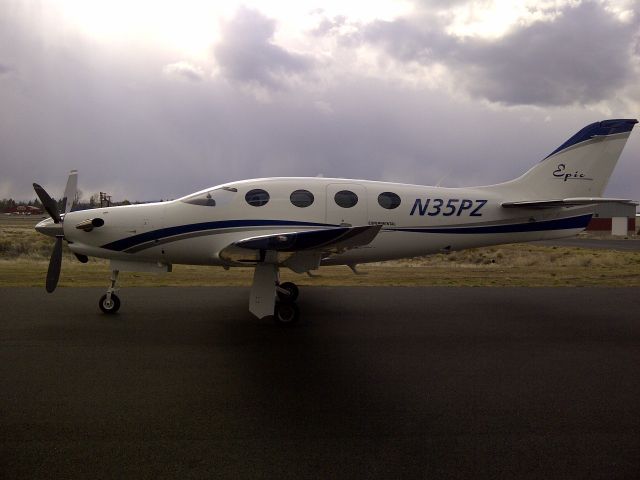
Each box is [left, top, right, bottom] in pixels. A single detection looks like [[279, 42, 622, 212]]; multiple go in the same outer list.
[[363, 1, 639, 106], [214, 7, 314, 90]]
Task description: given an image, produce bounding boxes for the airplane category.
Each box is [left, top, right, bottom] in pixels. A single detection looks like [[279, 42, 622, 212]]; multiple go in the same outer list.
[[33, 118, 637, 324]]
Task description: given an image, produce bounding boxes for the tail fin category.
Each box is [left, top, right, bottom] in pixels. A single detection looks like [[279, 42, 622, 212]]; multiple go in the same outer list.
[[503, 119, 637, 200]]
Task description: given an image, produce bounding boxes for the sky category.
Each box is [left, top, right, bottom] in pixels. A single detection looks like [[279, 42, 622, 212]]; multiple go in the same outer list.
[[1, 0, 639, 202]]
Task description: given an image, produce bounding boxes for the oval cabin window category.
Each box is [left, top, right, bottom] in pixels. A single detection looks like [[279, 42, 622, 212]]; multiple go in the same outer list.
[[378, 192, 401, 210], [245, 189, 270, 207], [334, 190, 358, 208], [290, 189, 314, 208]]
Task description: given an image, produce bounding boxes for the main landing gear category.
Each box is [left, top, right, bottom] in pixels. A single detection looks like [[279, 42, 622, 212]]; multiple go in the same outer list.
[[99, 269, 121, 314], [272, 277, 301, 325], [249, 261, 301, 325], [274, 281, 300, 325]]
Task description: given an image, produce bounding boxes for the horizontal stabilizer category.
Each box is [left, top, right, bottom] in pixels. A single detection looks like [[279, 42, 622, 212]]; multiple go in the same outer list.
[[502, 197, 638, 209]]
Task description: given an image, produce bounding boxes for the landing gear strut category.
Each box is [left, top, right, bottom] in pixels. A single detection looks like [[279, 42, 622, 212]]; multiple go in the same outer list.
[[249, 258, 301, 325], [276, 281, 299, 303], [99, 269, 121, 314]]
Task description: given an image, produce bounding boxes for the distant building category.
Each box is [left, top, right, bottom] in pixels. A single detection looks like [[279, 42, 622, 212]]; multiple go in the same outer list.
[[586, 203, 636, 235], [4, 205, 44, 215]]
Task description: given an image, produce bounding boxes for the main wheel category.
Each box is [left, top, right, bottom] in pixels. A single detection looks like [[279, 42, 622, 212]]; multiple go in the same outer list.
[[276, 282, 299, 303], [99, 293, 121, 314], [274, 302, 300, 325]]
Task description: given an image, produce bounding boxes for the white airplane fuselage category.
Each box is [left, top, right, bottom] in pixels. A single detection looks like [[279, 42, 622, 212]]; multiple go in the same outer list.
[[59, 177, 591, 267]]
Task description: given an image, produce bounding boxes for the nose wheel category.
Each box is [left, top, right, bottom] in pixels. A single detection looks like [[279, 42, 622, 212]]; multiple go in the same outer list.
[[99, 269, 121, 314], [99, 293, 121, 314]]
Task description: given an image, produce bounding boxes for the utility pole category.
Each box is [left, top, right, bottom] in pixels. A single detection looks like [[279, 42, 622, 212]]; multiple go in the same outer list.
[[99, 192, 112, 208]]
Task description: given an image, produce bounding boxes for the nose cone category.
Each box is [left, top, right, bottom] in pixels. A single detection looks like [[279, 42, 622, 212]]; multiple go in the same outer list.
[[35, 217, 63, 237]]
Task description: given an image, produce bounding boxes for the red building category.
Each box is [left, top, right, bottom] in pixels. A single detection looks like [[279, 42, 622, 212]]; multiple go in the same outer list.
[[586, 204, 637, 234], [4, 205, 44, 215]]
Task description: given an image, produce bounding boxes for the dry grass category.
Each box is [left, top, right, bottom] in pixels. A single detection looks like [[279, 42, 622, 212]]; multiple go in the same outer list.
[[382, 243, 638, 269], [2, 215, 640, 287], [0, 220, 59, 259]]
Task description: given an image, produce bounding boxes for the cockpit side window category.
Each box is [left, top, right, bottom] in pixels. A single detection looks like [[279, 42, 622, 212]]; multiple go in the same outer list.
[[181, 186, 237, 207]]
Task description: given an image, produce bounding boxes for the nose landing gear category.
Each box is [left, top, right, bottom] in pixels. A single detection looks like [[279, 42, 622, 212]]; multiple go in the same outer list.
[[99, 269, 121, 314]]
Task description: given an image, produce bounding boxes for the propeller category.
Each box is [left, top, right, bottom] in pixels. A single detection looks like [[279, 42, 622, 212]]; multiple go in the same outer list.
[[46, 237, 63, 293], [62, 170, 78, 214], [33, 170, 78, 293], [33, 182, 61, 223]]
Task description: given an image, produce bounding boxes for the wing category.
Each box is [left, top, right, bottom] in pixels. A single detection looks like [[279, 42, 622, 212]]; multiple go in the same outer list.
[[219, 225, 382, 273], [501, 197, 637, 209]]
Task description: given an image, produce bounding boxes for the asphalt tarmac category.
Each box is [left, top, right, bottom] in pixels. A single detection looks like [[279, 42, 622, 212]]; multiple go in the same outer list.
[[1, 287, 639, 479]]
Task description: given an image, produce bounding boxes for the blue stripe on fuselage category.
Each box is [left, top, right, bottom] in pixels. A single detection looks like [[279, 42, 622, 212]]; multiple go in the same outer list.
[[100, 219, 334, 252], [391, 214, 592, 234], [100, 215, 592, 252]]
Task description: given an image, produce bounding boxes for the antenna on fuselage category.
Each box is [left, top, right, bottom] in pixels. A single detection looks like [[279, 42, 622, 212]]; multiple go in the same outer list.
[[435, 171, 450, 187]]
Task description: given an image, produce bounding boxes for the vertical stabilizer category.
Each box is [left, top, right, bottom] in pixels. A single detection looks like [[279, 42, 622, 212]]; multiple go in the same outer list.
[[501, 119, 637, 200]]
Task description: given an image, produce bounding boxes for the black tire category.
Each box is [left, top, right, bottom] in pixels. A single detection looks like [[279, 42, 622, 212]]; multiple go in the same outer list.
[[276, 282, 299, 303], [99, 293, 121, 314], [274, 302, 300, 325]]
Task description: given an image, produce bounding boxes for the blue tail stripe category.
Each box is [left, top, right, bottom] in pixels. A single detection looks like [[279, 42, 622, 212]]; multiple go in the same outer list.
[[545, 119, 637, 159]]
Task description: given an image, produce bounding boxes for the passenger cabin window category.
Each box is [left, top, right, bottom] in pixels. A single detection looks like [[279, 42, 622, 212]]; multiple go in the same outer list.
[[334, 190, 358, 208], [378, 192, 401, 210], [290, 189, 314, 208], [182, 186, 237, 207], [245, 189, 270, 207]]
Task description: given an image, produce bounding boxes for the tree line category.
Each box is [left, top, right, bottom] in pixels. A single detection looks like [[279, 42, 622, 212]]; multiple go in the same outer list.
[[0, 195, 136, 213]]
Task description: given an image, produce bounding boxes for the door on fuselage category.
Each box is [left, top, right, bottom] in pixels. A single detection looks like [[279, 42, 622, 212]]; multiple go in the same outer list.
[[326, 183, 368, 227]]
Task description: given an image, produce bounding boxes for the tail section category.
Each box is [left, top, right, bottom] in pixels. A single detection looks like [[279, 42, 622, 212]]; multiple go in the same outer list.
[[500, 119, 637, 200]]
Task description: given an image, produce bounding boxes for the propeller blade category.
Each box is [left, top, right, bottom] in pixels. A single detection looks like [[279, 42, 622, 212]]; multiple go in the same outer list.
[[62, 170, 78, 214], [46, 237, 63, 293], [33, 183, 61, 224]]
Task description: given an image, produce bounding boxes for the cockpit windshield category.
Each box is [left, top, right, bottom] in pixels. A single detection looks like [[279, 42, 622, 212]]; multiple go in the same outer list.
[[181, 186, 238, 207]]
